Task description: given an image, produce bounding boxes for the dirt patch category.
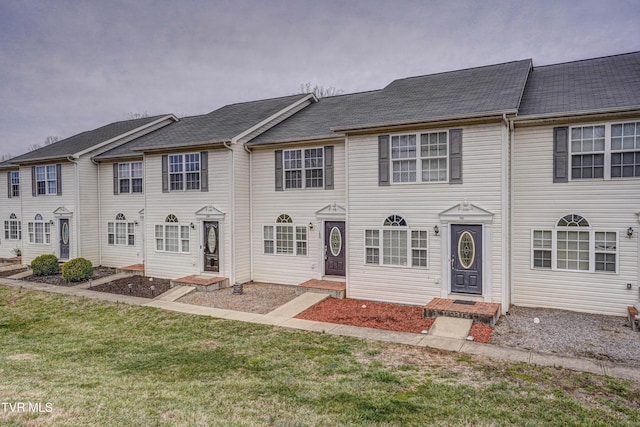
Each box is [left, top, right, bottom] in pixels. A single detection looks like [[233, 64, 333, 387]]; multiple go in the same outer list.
[[23, 267, 117, 286], [90, 275, 171, 299], [177, 283, 297, 314]]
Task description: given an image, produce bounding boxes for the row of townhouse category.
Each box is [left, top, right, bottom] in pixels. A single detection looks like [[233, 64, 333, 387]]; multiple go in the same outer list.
[[1, 51, 639, 316]]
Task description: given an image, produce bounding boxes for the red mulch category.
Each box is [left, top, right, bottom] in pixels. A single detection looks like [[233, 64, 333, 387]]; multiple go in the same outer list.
[[295, 297, 493, 343]]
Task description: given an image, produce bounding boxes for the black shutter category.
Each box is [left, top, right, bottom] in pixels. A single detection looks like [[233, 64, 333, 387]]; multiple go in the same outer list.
[[449, 129, 463, 184], [324, 145, 334, 190], [7, 172, 11, 198], [553, 127, 569, 183], [378, 135, 390, 186], [275, 150, 283, 191], [56, 164, 62, 195], [200, 151, 208, 192], [161, 155, 169, 193], [31, 166, 36, 197], [113, 163, 119, 195]]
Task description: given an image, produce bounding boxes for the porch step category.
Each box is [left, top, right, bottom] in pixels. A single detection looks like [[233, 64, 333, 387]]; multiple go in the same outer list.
[[116, 264, 145, 276], [296, 279, 346, 299], [170, 275, 229, 292], [423, 297, 501, 326]]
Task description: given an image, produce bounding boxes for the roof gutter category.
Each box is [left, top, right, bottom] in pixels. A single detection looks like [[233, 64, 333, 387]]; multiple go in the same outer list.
[[67, 155, 81, 258], [513, 106, 640, 125]]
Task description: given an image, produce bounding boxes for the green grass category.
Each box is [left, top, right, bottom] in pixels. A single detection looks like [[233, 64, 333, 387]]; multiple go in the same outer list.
[[1, 286, 639, 426]]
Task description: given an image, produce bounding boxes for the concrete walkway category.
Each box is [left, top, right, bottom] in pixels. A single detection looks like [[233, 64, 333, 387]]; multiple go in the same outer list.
[[1, 276, 638, 382]]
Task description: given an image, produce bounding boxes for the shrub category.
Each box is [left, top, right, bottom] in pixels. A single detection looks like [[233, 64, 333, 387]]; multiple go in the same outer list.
[[61, 258, 94, 282], [30, 254, 60, 276]]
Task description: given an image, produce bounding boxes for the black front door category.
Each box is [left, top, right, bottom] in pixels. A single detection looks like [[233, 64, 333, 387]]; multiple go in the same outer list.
[[203, 221, 219, 272], [59, 218, 70, 260], [324, 221, 345, 276], [451, 224, 482, 294]]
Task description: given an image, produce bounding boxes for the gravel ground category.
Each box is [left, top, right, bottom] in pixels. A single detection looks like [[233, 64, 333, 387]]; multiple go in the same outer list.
[[177, 282, 297, 314], [492, 306, 640, 366]]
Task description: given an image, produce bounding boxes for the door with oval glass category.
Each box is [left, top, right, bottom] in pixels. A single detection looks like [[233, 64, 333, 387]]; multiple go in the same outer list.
[[324, 221, 345, 276], [203, 221, 219, 272], [450, 224, 482, 294], [59, 218, 70, 260]]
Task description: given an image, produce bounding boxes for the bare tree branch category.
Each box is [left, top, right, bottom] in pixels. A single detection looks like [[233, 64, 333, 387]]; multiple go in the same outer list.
[[297, 83, 343, 98]]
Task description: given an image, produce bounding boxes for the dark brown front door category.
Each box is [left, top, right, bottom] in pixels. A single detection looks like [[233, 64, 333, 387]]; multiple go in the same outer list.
[[324, 221, 345, 276], [59, 218, 70, 260], [203, 221, 219, 272], [451, 224, 482, 294]]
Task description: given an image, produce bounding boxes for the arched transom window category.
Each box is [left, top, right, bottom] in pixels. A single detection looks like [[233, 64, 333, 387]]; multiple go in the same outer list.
[[155, 214, 189, 253], [108, 213, 134, 246], [263, 214, 307, 256], [365, 214, 427, 268], [4, 213, 21, 241], [27, 213, 50, 244], [532, 214, 617, 273]]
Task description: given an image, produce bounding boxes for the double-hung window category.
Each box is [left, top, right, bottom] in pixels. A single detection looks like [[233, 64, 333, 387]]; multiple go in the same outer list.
[[107, 213, 135, 246], [567, 121, 640, 180], [27, 214, 50, 244], [35, 165, 57, 195], [9, 171, 19, 197], [263, 214, 307, 255], [532, 214, 618, 273], [155, 214, 190, 253], [4, 213, 21, 240], [283, 148, 324, 189], [169, 153, 200, 191], [390, 131, 449, 183], [365, 215, 428, 268], [118, 162, 143, 193]]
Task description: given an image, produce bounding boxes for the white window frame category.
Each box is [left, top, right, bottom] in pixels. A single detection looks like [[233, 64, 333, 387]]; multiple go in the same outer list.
[[35, 165, 57, 195], [107, 213, 135, 246], [569, 121, 640, 181], [263, 214, 307, 256], [364, 215, 429, 268], [118, 162, 143, 193], [169, 153, 200, 191], [4, 213, 21, 240], [154, 214, 190, 253], [10, 171, 19, 197], [27, 214, 50, 245], [282, 147, 324, 189], [530, 215, 619, 273], [390, 131, 449, 184]]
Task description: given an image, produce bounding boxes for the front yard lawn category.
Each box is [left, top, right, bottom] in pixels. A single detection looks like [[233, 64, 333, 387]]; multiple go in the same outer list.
[[1, 285, 638, 426]]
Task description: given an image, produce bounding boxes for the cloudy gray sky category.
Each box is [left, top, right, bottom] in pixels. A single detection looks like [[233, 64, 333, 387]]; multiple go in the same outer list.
[[1, 0, 639, 157]]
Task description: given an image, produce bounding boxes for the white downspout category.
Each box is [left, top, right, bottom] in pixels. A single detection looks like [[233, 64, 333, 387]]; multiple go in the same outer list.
[[67, 156, 81, 258], [224, 141, 235, 286], [91, 158, 102, 265], [244, 143, 254, 281]]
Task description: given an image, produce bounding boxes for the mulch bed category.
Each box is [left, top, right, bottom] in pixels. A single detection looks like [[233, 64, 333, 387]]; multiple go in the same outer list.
[[296, 297, 493, 343], [22, 267, 117, 287], [90, 275, 171, 299]]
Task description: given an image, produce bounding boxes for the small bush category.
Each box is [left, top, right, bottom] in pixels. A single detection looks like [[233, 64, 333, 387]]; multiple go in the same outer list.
[[61, 258, 94, 282], [31, 254, 60, 276]]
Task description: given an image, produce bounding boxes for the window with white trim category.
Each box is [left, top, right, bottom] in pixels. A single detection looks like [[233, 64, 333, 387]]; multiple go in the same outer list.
[[570, 121, 640, 180], [390, 131, 448, 183], [169, 153, 200, 191], [365, 215, 428, 267], [263, 214, 307, 255], [35, 165, 57, 195], [155, 214, 190, 253], [107, 213, 135, 246], [531, 214, 618, 273], [4, 213, 21, 240], [27, 214, 50, 244], [118, 162, 143, 193], [10, 171, 19, 197], [283, 148, 324, 189]]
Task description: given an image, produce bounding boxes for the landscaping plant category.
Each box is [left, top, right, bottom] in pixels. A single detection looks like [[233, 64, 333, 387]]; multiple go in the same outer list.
[[30, 254, 59, 276], [61, 257, 94, 282]]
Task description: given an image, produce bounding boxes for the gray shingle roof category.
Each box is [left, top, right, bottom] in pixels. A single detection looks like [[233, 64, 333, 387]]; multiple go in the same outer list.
[[95, 94, 310, 159], [8, 115, 169, 164], [518, 51, 640, 116], [250, 59, 532, 144]]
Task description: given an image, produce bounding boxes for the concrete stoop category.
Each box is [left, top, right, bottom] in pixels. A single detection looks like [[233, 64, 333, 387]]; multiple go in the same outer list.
[[423, 298, 501, 326], [170, 275, 229, 292], [296, 279, 346, 299]]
